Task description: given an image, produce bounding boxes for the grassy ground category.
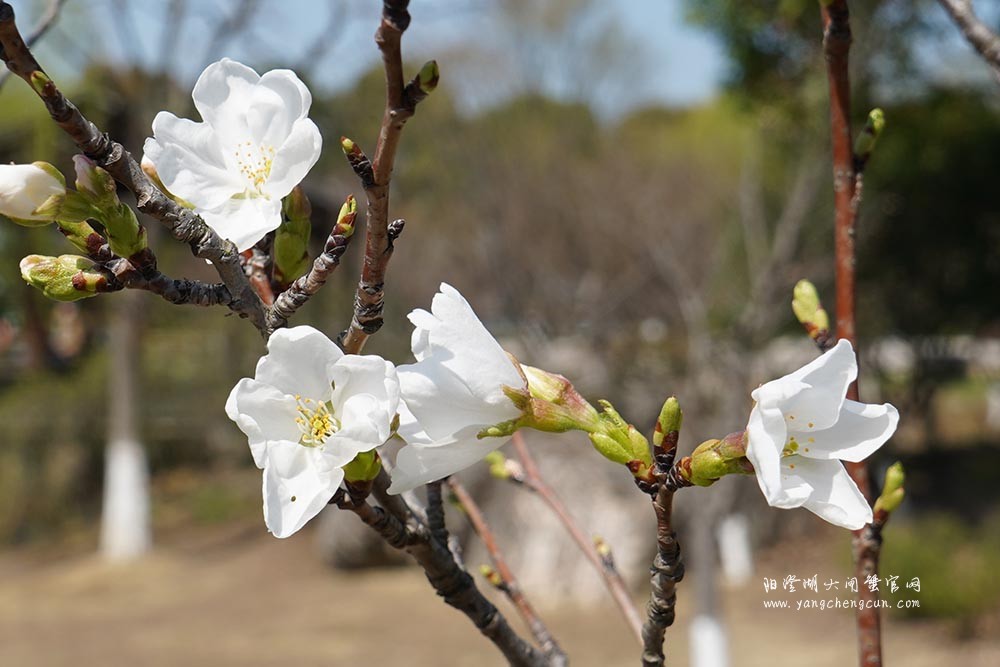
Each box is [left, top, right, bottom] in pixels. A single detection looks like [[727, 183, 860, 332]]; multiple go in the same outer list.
[[1, 516, 999, 667]]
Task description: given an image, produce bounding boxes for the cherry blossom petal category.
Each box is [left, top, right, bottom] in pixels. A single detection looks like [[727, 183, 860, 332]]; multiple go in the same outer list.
[[145, 113, 241, 210], [264, 119, 322, 198], [769, 339, 857, 430], [397, 358, 520, 442], [192, 58, 259, 145], [408, 283, 523, 402], [225, 378, 300, 467], [388, 428, 501, 494], [745, 402, 788, 504], [793, 399, 899, 462], [785, 457, 873, 530], [199, 196, 283, 253], [262, 441, 342, 538], [255, 326, 343, 399]]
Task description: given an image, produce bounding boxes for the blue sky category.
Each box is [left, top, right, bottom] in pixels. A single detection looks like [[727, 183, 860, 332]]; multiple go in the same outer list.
[[22, 0, 728, 117]]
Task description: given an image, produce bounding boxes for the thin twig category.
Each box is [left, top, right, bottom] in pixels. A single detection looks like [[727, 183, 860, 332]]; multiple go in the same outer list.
[[640, 442, 687, 667], [510, 433, 644, 643], [0, 2, 271, 335], [447, 478, 568, 667], [0, 0, 65, 89], [936, 0, 1000, 81], [342, 495, 550, 667], [819, 3, 883, 665], [266, 198, 358, 328], [339, 0, 431, 354]]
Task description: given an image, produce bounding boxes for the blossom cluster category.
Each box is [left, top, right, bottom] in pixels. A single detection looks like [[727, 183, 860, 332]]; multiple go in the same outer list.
[[0, 58, 899, 539]]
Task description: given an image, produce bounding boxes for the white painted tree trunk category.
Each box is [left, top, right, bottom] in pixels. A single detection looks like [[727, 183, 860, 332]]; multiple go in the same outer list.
[[689, 614, 729, 667], [100, 437, 151, 560], [100, 293, 151, 561]]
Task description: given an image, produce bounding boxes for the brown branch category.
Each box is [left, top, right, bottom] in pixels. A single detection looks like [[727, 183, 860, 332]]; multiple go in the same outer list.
[[342, 495, 549, 667], [246, 246, 275, 306], [510, 433, 644, 643], [820, 3, 883, 666], [267, 206, 358, 329], [937, 0, 1000, 80], [0, 2, 271, 335], [106, 254, 231, 307], [339, 0, 432, 354], [447, 478, 568, 667], [0, 0, 65, 89], [640, 448, 687, 667]]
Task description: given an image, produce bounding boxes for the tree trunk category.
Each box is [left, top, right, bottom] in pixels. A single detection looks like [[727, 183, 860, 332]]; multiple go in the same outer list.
[[99, 291, 151, 561]]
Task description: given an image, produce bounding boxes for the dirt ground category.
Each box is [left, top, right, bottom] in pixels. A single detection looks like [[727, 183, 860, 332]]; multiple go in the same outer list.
[[1, 521, 998, 667]]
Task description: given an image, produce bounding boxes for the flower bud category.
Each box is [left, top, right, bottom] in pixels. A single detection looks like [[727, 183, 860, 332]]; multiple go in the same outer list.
[[72, 156, 146, 257], [873, 461, 905, 516], [342, 450, 382, 483], [56, 220, 105, 255], [479, 564, 504, 589], [792, 279, 830, 343], [73, 155, 116, 199], [0, 162, 66, 225], [417, 60, 440, 94], [484, 450, 511, 480], [683, 432, 753, 487], [19, 254, 109, 302], [274, 187, 312, 285], [587, 400, 654, 480], [854, 108, 885, 164], [334, 194, 357, 239]]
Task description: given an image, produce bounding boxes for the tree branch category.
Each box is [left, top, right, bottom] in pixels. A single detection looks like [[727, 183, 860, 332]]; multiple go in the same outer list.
[[0, 2, 271, 335], [339, 0, 432, 354], [510, 433, 644, 644], [819, 3, 883, 665], [342, 495, 550, 667], [0, 0, 65, 89], [267, 203, 358, 329], [937, 0, 1000, 80], [640, 442, 687, 667], [447, 478, 568, 667]]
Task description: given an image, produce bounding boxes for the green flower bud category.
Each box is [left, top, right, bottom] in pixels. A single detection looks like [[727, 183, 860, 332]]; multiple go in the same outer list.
[[334, 194, 357, 239], [479, 564, 504, 589], [483, 450, 511, 480], [19, 254, 109, 302], [56, 219, 105, 255], [653, 396, 682, 449], [29, 71, 52, 96], [792, 279, 830, 342], [417, 60, 440, 94], [684, 432, 753, 487], [342, 450, 382, 483], [854, 108, 886, 163], [72, 156, 146, 257], [873, 461, 905, 516], [274, 187, 312, 285]]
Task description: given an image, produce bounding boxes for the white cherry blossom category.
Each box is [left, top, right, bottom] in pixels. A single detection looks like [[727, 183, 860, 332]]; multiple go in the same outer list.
[[0, 162, 65, 222], [144, 58, 321, 252], [746, 339, 898, 530], [226, 326, 399, 538], [388, 284, 524, 494]]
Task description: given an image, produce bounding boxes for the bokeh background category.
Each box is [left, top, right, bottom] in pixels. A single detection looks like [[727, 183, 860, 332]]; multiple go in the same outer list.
[[1, 0, 999, 665]]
